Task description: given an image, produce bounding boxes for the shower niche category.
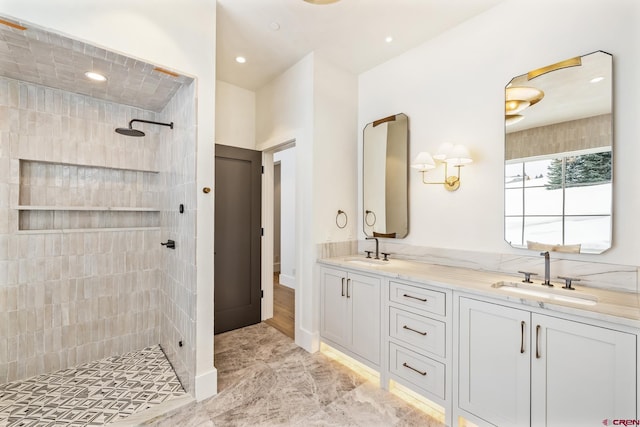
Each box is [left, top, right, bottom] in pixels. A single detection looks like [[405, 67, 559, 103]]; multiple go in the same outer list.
[[17, 160, 161, 231]]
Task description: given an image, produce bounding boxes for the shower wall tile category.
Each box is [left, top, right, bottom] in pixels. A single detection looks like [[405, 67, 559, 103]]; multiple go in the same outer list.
[[0, 77, 164, 384], [157, 81, 197, 395]]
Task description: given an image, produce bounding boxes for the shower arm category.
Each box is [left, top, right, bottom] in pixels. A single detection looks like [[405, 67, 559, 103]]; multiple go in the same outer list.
[[128, 119, 174, 129]]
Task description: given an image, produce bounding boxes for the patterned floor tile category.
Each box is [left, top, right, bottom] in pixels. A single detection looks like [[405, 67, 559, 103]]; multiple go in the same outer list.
[[0, 345, 186, 426]]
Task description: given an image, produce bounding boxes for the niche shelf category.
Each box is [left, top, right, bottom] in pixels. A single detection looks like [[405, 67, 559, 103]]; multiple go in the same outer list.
[[17, 159, 161, 232], [17, 206, 160, 211]]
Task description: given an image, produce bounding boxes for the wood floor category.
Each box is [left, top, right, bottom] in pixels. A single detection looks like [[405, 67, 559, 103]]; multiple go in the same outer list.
[[265, 273, 295, 339]]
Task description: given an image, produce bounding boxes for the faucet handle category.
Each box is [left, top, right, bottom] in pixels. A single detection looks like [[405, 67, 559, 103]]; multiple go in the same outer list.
[[381, 252, 391, 261], [365, 251, 373, 259], [517, 271, 538, 283], [557, 276, 580, 290]]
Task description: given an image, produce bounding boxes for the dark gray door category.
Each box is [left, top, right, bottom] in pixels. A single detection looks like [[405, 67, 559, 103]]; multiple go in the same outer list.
[[214, 144, 262, 334]]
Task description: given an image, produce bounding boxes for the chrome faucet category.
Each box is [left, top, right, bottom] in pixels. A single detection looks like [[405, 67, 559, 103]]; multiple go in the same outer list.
[[366, 237, 380, 259], [540, 251, 552, 286]]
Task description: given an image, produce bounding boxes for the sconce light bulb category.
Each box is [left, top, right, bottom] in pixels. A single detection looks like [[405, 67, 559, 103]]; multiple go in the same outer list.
[[434, 143, 453, 161], [445, 144, 473, 165], [411, 152, 436, 170]]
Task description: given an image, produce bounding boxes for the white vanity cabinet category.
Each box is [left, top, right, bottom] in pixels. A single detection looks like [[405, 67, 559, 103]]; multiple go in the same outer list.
[[457, 296, 637, 427], [319, 266, 381, 367], [385, 279, 453, 422]]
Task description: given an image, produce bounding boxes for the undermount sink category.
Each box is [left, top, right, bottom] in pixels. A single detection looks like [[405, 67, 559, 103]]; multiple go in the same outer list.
[[492, 281, 598, 306], [345, 257, 390, 266]]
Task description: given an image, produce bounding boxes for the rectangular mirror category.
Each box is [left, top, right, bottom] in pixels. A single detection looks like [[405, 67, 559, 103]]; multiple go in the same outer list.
[[504, 51, 612, 254], [363, 113, 409, 239]]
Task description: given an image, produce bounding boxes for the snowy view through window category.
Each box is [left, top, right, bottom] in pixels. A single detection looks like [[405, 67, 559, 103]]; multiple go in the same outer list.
[[505, 151, 612, 253]]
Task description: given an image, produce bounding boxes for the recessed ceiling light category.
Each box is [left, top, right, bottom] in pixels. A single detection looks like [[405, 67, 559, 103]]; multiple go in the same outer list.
[[235, 56, 247, 64], [84, 71, 107, 82], [385, 36, 393, 43], [590, 76, 604, 83], [303, 0, 341, 4], [269, 22, 281, 31]]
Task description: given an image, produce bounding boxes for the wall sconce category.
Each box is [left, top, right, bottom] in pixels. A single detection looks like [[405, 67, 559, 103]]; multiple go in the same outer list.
[[411, 143, 473, 191]]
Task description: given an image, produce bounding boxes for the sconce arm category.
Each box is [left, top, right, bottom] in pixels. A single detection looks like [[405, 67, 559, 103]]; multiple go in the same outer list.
[[420, 162, 464, 191]]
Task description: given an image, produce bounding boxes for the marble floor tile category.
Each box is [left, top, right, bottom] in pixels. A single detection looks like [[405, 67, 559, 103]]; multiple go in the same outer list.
[[151, 323, 445, 427]]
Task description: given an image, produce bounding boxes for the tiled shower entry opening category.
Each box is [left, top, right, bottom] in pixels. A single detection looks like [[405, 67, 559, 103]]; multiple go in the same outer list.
[[0, 345, 187, 426]]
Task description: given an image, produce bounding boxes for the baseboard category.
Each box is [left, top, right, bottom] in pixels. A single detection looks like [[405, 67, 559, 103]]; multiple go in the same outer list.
[[279, 273, 296, 289], [194, 368, 218, 401], [295, 326, 320, 353]]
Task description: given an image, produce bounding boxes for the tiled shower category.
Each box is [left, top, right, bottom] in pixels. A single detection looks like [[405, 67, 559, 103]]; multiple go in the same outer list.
[[0, 15, 199, 410]]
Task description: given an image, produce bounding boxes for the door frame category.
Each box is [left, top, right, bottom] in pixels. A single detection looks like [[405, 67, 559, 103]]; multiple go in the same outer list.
[[260, 139, 296, 324]]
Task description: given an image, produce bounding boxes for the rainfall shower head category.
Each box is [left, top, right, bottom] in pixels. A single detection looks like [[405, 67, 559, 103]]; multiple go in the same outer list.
[[115, 119, 174, 137], [115, 127, 146, 137]]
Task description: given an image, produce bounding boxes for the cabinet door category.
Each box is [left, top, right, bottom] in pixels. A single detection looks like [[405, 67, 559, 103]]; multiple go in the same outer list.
[[320, 267, 350, 347], [349, 272, 381, 365], [531, 314, 637, 426], [458, 298, 531, 427]]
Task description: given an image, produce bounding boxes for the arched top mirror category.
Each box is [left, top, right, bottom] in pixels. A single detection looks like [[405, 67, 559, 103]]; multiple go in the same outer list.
[[504, 51, 613, 254], [363, 113, 409, 239]]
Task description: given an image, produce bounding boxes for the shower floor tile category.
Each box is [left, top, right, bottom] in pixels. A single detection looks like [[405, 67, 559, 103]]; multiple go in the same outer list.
[[0, 345, 187, 426]]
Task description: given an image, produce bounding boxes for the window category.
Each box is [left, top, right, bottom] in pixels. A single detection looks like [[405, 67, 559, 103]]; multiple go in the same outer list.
[[505, 149, 612, 253]]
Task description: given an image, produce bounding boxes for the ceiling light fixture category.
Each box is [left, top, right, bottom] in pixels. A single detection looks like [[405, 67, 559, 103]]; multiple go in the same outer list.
[[505, 86, 544, 126], [385, 36, 393, 43], [590, 76, 604, 83], [505, 115, 525, 126], [235, 56, 247, 64], [84, 71, 107, 82], [269, 22, 281, 31]]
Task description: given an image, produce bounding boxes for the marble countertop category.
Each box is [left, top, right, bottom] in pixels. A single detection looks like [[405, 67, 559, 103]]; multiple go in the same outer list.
[[318, 256, 640, 329]]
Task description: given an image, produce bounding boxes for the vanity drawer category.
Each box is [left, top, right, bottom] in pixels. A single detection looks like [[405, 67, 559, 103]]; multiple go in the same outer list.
[[389, 342, 445, 399], [389, 307, 445, 358], [389, 281, 446, 316]]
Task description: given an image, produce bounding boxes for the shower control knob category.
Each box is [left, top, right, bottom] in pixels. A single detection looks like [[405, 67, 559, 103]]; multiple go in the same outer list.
[[161, 240, 176, 249]]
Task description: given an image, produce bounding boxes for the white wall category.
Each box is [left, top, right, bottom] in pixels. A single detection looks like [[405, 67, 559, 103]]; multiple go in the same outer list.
[[256, 52, 358, 351], [274, 148, 296, 289], [1, 0, 218, 400], [313, 56, 359, 245], [215, 80, 256, 149], [358, 0, 640, 267], [256, 53, 315, 350]]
